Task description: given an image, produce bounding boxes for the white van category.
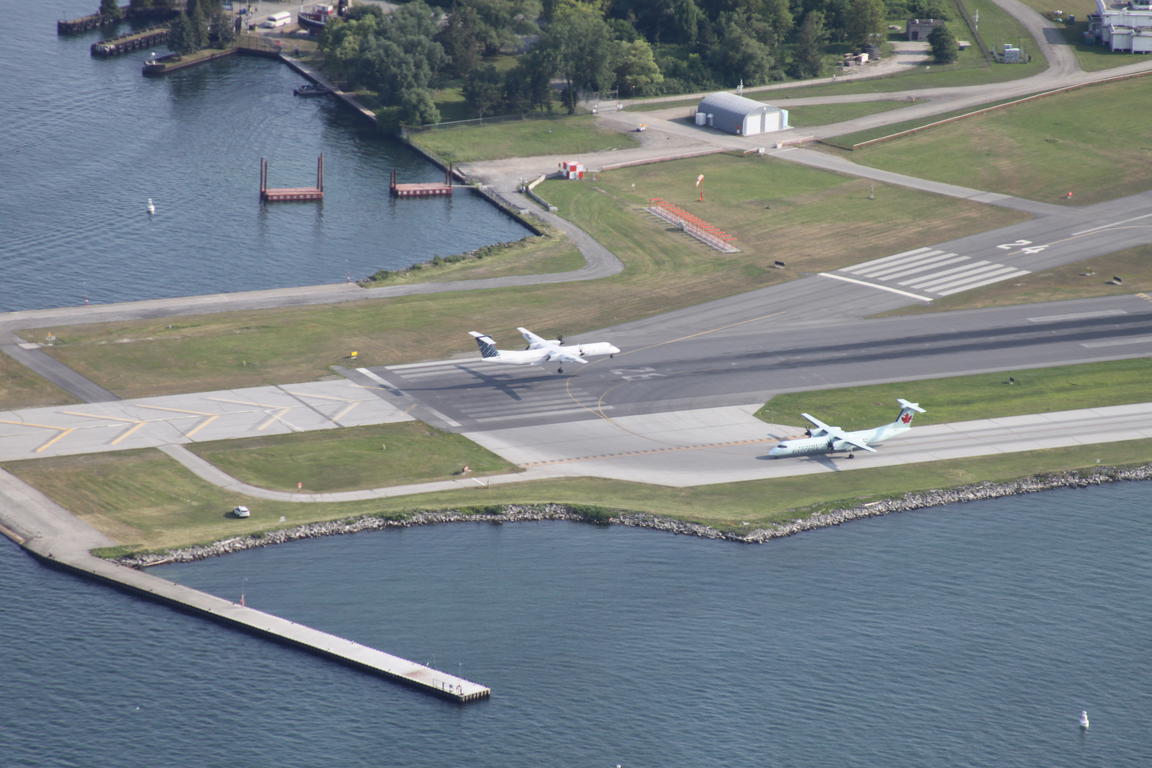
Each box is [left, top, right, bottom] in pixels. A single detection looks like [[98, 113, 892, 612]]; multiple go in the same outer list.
[[262, 11, 292, 28]]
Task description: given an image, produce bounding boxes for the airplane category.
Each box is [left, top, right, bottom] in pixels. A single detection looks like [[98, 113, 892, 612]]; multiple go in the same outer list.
[[468, 327, 620, 373], [768, 398, 926, 459]]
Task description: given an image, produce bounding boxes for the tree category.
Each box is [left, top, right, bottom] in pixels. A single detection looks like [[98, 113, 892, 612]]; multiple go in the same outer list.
[[400, 87, 441, 124], [539, 2, 615, 112], [844, 0, 885, 49], [791, 9, 827, 79], [612, 39, 663, 96], [439, 3, 483, 77], [928, 24, 958, 63], [100, 0, 123, 21], [463, 64, 505, 116], [708, 13, 774, 85]]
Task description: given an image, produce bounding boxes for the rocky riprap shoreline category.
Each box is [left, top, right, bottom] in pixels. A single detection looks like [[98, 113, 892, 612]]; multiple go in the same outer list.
[[113, 465, 1152, 567]]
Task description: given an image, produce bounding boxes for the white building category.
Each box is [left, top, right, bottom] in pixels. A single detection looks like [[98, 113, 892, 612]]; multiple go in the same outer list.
[[695, 92, 789, 136], [1089, 0, 1152, 52]]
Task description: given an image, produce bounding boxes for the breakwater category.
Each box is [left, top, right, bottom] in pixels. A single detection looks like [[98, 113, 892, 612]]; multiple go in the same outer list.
[[112, 463, 1152, 567]]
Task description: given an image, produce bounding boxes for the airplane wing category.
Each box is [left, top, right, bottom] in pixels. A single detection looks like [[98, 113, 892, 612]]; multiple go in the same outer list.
[[837, 433, 877, 453], [517, 327, 551, 349], [801, 413, 835, 432], [548, 350, 590, 365]]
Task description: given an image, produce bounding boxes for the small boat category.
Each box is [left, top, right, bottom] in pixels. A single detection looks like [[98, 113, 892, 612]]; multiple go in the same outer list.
[[294, 83, 332, 97], [1079, 710, 1090, 729], [297, 3, 336, 34], [146, 198, 156, 215]]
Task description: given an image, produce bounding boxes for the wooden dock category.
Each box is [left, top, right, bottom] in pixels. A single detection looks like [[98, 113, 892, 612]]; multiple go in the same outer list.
[[58, 13, 114, 34], [390, 166, 454, 198], [261, 155, 324, 202], [91, 26, 170, 57]]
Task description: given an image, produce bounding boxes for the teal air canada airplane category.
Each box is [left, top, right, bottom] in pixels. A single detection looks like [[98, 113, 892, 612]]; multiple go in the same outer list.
[[469, 327, 620, 373], [768, 399, 926, 459]]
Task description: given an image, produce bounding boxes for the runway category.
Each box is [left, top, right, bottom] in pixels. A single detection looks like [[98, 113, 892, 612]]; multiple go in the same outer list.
[[357, 293, 1152, 432]]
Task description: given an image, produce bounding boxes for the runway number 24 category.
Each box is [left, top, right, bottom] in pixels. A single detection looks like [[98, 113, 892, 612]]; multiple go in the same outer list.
[[611, 367, 665, 381], [997, 239, 1048, 254]]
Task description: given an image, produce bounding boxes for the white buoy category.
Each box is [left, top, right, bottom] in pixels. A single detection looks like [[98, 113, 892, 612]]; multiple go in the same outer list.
[[146, 198, 156, 215], [1079, 710, 1090, 729]]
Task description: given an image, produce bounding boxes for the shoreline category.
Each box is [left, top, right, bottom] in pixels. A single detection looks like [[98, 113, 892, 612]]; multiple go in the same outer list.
[[112, 463, 1152, 567]]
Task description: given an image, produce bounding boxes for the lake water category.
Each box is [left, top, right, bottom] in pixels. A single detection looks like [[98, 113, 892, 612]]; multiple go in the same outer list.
[[4, 482, 1150, 767], [2, 1, 528, 311]]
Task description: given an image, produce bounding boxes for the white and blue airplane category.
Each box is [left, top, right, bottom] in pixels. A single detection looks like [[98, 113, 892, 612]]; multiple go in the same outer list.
[[469, 327, 620, 373], [768, 399, 926, 459]]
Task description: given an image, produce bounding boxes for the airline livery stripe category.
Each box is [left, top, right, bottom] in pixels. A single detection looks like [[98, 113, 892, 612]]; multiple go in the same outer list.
[[936, 269, 1030, 296], [841, 247, 933, 273], [845, 249, 948, 276], [900, 260, 991, 287], [921, 264, 1021, 293], [868, 255, 969, 281]]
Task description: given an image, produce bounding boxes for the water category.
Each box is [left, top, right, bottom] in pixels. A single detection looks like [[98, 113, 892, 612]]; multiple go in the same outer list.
[[3, 481, 1150, 767], [1, 1, 528, 311]]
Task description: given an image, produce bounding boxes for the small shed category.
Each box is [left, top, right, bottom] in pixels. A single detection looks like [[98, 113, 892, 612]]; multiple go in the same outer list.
[[695, 92, 789, 137], [559, 160, 585, 180], [906, 18, 941, 41]]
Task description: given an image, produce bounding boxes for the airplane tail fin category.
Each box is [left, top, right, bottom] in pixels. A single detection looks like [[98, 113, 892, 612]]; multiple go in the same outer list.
[[469, 331, 500, 359], [894, 398, 926, 426]]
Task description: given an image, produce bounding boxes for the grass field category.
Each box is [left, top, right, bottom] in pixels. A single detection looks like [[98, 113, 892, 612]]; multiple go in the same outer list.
[[187, 422, 520, 492], [408, 115, 640, 163], [839, 74, 1152, 205], [756, 358, 1152, 428], [25, 153, 1024, 399], [9, 436, 1152, 554], [0, 353, 78, 410], [360, 231, 585, 285]]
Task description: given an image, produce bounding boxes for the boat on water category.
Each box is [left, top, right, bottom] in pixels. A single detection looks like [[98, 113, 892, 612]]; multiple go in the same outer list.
[[294, 83, 332, 97], [298, 3, 337, 33], [1079, 710, 1090, 729]]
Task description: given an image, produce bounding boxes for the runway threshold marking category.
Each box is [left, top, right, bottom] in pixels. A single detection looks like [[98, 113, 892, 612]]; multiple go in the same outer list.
[[519, 436, 777, 467], [134, 405, 221, 438], [0, 419, 76, 453], [58, 410, 149, 446], [818, 272, 933, 301]]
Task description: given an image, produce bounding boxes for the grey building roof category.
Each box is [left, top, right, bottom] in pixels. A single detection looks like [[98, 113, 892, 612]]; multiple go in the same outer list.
[[698, 91, 782, 118]]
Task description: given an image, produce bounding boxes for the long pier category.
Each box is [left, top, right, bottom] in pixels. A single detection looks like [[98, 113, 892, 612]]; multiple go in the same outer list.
[[0, 471, 490, 703]]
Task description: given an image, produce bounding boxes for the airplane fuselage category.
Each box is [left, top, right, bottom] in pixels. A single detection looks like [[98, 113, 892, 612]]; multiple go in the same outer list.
[[769, 425, 905, 458]]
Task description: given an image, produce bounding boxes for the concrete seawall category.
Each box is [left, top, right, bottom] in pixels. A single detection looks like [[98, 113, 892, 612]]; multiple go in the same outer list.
[[0, 470, 489, 703]]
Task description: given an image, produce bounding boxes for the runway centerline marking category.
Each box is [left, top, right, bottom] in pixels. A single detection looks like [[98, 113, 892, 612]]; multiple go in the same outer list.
[[520, 437, 777, 467]]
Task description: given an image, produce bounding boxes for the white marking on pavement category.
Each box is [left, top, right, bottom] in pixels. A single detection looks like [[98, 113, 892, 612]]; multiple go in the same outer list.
[[1071, 212, 1152, 237], [1028, 309, 1128, 323], [1080, 335, 1152, 348], [817, 272, 933, 301], [936, 269, 1031, 295]]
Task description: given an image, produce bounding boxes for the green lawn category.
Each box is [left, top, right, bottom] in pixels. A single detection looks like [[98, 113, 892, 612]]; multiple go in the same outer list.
[[27, 153, 1024, 399], [360, 230, 585, 284], [408, 114, 640, 163], [188, 422, 519, 492], [9, 437, 1152, 554], [756, 358, 1152, 428], [840, 75, 1152, 205], [0, 352, 78, 410]]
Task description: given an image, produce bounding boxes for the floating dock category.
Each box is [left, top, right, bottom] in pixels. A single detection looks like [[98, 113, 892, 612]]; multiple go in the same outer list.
[[390, 166, 453, 198], [261, 155, 324, 202]]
